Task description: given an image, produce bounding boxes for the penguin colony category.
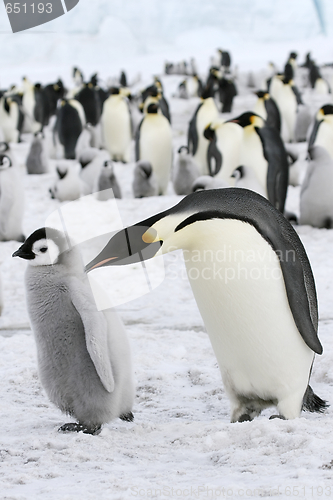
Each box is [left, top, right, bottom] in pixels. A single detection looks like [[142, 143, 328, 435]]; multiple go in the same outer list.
[[2, 47, 332, 432]]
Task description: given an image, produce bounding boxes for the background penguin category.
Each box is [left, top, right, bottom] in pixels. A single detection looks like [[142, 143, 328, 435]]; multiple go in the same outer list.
[[13, 228, 134, 434], [309, 61, 331, 94], [140, 84, 171, 124], [85, 188, 327, 422], [274, 77, 299, 143], [0, 153, 25, 242], [300, 146, 333, 228], [294, 105, 313, 143], [101, 87, 132, 163], [80, 150, 111, 193], [284, 52, 297, 81], [74, 83, 102, 127], [135, 102, 172, 195], [187, 83, 219, 175], [191, 175, 228, 191], [50, 161, 87, 202], [231, 165, 266, 197], [0, 95, 21, 143], [26, 132, 48, 174], [21, 78, 48, 133], [43, 79, 66, 121], [204, 120, 243, 184], [132, 160, 158, 198], [177, 76, 203, 99], [253, 90, 281, 132], [229, 112, 289, 213], [173, 145, 199, 195], [54, 99, 85, 159], [308, 105, 333, 158], [95, 160, 122, 201]]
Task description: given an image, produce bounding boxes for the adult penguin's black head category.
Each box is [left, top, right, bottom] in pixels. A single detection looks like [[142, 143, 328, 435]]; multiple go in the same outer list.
[[228, 112, 264, 129]]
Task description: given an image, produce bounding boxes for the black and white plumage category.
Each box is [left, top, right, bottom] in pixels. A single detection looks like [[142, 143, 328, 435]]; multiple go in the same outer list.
[[0, 153, 25, 242], [85, 189, 327, 422], [49, 162, 88, 202], [229, 112, 289, 213], [308, 105, 333, 158], [300, 146, 333, 228], [54, 99, 85, 160], [12, 228, 134, 434], [173, 146, 199, 195], [135, 103, 172, 195], [26, 132, 48, 174], [132, 160, 158, 198], [253, 91, 281, 132]]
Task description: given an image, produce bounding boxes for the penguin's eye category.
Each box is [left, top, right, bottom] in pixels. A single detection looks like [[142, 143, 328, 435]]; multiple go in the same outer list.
[[40, 247, 48, 253]]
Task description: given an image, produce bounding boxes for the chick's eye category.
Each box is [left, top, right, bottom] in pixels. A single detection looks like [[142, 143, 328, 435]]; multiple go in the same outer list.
[[40, 247, 48, 253]]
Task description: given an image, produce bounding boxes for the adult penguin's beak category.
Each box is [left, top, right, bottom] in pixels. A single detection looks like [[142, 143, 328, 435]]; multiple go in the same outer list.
[[85, 219, 163, 273]]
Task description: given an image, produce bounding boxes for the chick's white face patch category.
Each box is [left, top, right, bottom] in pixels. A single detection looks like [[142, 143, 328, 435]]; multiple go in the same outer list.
[[30, 239, 60, 266]]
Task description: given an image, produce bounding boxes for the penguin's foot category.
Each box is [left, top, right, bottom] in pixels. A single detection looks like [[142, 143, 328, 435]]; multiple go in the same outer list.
[[119, 411, 134, 422], [58, 422, 102, 435], [269, 414, 286, 420], [237, 413, 252, 423]]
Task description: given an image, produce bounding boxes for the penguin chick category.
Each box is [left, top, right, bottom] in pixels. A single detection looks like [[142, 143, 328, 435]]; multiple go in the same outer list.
[[0, 153, 25, 242], [80, 150, 111, 193], [173, 146, 199, 195], [300, 146, 333, 228], [132, 160, 158, 198], [26, 132, 48, 174], [12, 228, 134, 434], [231, 166, 266, 197], [49, 161, 86, 202], [95, 160, 122, 201], [192, 175, 228, 192]]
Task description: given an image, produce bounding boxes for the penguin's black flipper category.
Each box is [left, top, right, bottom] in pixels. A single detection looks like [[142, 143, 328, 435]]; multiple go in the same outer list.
[[308, 119, 323, 149], [291, 85, 303, 105], [265, 97, 281, 133], [206, 130, 222, 177], [187, 102, 202, 155], [135, 118, 144, 161], [256, 125, 289, 213]]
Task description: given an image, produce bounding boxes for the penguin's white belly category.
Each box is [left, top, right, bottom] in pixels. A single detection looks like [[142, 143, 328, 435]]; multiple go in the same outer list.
[[277, 88, 297, 143], [0, 168, 24, 240], [102, 100, 131, 161], [314, 123, 333, 158], [315, 79, 329, 95], [139, 117, 172, 195], [182, 219, 313, 403], [215, 124, 243, 184], [0, 100, 19, 142], [300, 167, 333, 226], [253, 100, 267, 121], [240, 130, 268, 196], [187, 78, 199, 98], [193, 99, 219, 175]]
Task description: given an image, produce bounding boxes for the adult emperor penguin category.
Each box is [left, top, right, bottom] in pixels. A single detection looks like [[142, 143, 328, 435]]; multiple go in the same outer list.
[[0, 95, 21, 143], [132, 160, 158, 198], [13, 228, 134, 434], [187, 84, 219, 175], [55, 99, 85, 159], [135, 103, 172, 195], [300, 146, 333, 228], [85, 189, 327, 422], [101, 87, 132, 163], [26, 132, 48, 174], [173, 146, 199, 195], [274, 78, 299, 143], [308, 105, 333, 158], [204, 120, 243, 184], [0, 153, 25, 242], [253, 91, 281, 133], [229, 112, 289, 213]]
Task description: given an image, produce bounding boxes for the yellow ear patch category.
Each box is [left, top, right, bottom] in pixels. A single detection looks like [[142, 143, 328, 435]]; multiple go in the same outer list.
[[142, 228, 159, 244]]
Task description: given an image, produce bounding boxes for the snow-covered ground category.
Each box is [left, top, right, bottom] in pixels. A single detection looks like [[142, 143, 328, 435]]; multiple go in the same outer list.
[[1, 22, 333, 500]]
